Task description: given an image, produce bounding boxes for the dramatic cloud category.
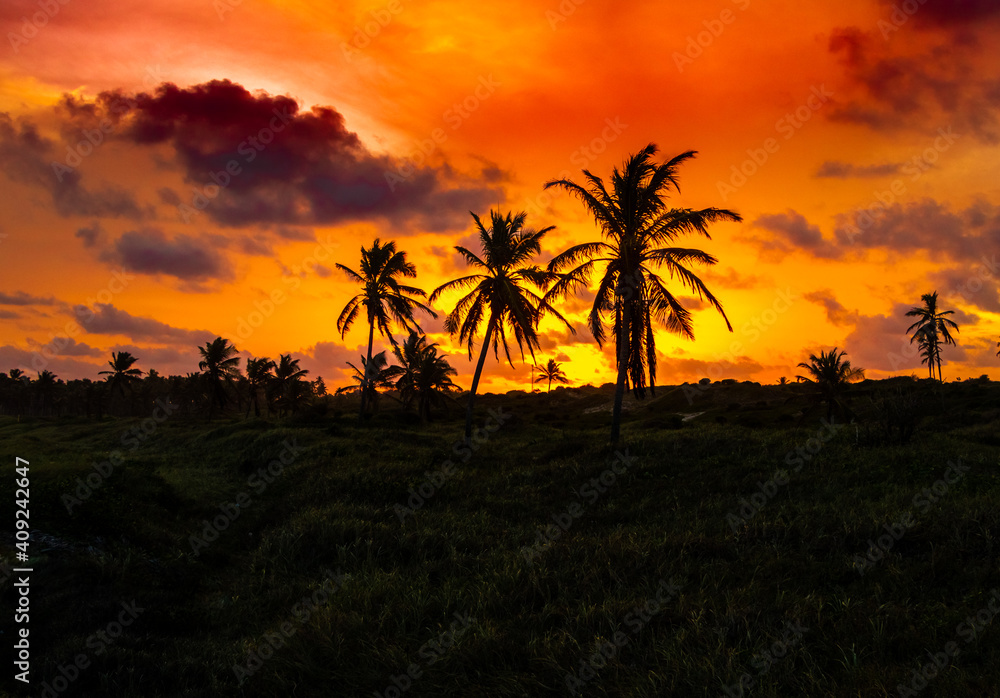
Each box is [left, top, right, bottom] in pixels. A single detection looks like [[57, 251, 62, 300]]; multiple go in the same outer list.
[[834, 198, 1000, 264], [751, 210, 841, 259], [28, 336, 103, 357], [71, 303, 215, 344], [86, 80, 502, 230], [827, 22, 1000, 143], [99, 228, 233, 282], [931, 266, 1000, 312]]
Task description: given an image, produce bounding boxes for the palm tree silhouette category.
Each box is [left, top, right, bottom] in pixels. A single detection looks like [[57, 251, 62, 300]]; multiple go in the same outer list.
[[33, 370, 58, 416], [273, 353, 310, 415], [537, 358, 569, 393], [385, 331, 461, 421], [777, 376, 789, 386], [98, 350, 143, 415], [336, 239, 436, 420], [544, 145, 740, 443], [796, 347, 865, 420], [336, 351, 394, 413], [905, 291, 959, 381], [245, 356, 275, 417], [198, 337, 241, 414], [430, 209, 571, 438]]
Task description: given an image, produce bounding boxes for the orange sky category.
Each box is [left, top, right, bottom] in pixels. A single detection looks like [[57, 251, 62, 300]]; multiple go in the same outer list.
[[1, 0, 998, 391]]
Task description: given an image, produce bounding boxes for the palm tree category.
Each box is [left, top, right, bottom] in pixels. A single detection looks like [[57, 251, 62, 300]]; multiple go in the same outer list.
[[537, 358, 569, 393], [198, 337, 241, 413], [430, 209, 572, 438], [385, 331, 461, 421], [33, 370, 58, 416], [336, 239, 436, 419], [796, 347, 865, 420], [245, 356, 275, 417], [777, 376, 789, 386], [544, 145, 740, 443], [98, 351, 143, 415], [905, 291, 959, 381], [336, 351, 394, 413], [273, 353, 310, 415]]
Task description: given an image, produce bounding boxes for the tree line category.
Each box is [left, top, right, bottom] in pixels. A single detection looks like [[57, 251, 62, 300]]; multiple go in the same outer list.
[[3, 144, 995, 441]]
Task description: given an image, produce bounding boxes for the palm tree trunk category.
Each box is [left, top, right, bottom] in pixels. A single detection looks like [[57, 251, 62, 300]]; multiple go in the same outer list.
[[547, 376, 552, 394], [359, 320, 376, 420], [465, 316, 496, 439], [610, 300, 631, 444]]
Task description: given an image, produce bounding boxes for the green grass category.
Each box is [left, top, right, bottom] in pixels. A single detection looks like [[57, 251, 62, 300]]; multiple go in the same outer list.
[[1, 380, 999, 696]]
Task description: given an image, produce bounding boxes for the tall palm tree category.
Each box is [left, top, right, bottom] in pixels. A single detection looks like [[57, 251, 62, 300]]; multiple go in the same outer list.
[[245, 356, 275, 417], [537, 358, 569, 393], [777, 376, 789, 386], [33, 370, 58, 416], [796, 347, 865, 420], [905, 291, 959, 381], [336, 239, 436, 419], [336, 351, 394, 413], [430, 209, 572, 438], [273, 353, 310, 415], [198, 337, 241, 413], [544, 145, 740, 443], [385, 331, 461, 421], [98, 351, 143, 415]]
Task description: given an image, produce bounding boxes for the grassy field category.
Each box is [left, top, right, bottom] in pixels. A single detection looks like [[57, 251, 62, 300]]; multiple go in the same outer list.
[[1, 379, 999, 697]]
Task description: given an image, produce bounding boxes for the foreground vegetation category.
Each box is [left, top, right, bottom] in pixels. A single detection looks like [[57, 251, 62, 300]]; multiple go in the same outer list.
[[1, 377, 999, 697]]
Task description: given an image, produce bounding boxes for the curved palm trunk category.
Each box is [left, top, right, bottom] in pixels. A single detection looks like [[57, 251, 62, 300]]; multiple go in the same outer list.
[[610, 300, 632, 444], [547, 377, 552, 394], [359, 320, 376, 420], [465, 316, 497, 439]]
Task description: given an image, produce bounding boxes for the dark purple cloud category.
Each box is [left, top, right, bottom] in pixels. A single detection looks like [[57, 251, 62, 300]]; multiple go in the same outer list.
[[752, 210, 841, 259], [0, 291, 58, 305], [99, 228, 233, 281], [71, 302, 215, 344], [815, 161, 902, 178], [804, 291, 857, 326]]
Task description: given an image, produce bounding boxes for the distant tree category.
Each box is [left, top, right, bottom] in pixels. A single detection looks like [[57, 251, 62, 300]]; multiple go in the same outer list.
[[33, 370, 58, 415], [198, 337, 241, 414], [537, 358, 569, 393], [385, 331, 461, 421], [796, 348, 865, 420], [98, 351, 143, 415], [430, 209, 570, 438], [313, 376, 327, 397], [336, 351, 394, 413], [777, 376, 789, 386], [544, 145, 740, 443], [245, 357, 275, 417], [336, 239, 436, 420], [273, 354, 310, 415], [905, 291, 959, 382]]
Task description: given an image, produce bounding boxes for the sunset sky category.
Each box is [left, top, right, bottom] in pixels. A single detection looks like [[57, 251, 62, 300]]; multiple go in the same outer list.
[[1, 0, 998, 392]]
